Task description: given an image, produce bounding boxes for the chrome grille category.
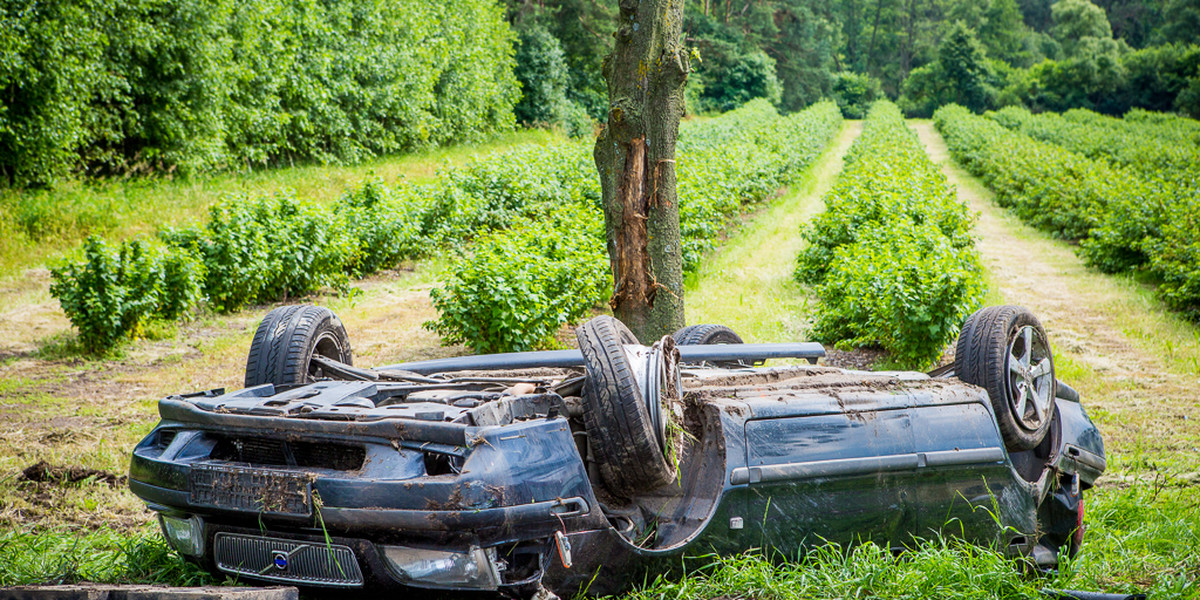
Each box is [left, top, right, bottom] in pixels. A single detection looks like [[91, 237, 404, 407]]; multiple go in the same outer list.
[[214, 532, 364, 587]]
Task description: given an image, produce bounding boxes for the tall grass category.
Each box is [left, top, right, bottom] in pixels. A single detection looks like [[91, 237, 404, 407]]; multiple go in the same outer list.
[[0, 525, 215, 586]]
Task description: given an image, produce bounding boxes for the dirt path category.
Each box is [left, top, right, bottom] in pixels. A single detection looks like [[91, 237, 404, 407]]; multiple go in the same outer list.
[[912, 120, 1200, 471], [685, 120, 863, 343]]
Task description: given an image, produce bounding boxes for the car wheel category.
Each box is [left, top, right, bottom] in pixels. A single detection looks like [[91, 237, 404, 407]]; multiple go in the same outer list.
[[576, 316, 678, 496], [955, 305, 1056, 451], [672, 324, 749, 368], [245, 305, 352, 388]]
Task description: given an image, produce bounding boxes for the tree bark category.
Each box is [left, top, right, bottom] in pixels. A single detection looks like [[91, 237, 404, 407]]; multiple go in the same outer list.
[[594, 0, 689, 343]]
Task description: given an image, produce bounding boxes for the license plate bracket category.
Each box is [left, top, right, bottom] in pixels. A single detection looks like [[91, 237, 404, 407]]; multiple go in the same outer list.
[[189, 464, 313, 516]]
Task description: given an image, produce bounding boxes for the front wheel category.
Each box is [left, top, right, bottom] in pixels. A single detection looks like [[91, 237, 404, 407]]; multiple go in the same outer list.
[[576, 316, 680, 496], [955, 305, 1056, 451]]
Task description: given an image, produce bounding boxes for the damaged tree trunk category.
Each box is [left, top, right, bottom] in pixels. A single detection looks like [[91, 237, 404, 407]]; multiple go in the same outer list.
[[594, 0, 689, 343]]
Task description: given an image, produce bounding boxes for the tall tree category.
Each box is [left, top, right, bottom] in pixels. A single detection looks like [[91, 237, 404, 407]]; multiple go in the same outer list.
[[595, 0, 690, 341]]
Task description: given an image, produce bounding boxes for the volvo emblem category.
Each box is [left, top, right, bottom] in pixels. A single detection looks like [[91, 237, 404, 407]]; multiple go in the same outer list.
[[259, 546, 305, 575]]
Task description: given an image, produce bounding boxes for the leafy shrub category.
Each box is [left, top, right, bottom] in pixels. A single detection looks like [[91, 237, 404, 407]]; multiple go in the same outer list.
[[798, 102, 983, 369], [49, 236, 203, 352], [427, 208, 608, 353], [831, 72, 883, 119], [334, 179, 426, 276], [163, 194, 354, 313], [560, 101, 596, 139], [1148, 196, 1200, 319], [812, 222, 984, 369]]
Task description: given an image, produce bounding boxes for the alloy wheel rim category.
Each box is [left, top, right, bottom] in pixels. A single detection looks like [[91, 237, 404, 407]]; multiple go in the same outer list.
[[1006, 325, 1054, 432]]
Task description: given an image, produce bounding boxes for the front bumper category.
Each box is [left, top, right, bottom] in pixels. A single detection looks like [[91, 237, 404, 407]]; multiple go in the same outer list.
[[130, 408, 605, 590]]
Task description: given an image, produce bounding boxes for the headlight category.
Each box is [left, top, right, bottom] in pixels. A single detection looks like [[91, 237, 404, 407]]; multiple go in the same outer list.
[[158, 514, 204, 557], [381, 545, 501, 590]]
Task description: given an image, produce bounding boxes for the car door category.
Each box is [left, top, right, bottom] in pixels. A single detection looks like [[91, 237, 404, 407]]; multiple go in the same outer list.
[[907, 401, 1032, 545], [737, 406, 918, 555]]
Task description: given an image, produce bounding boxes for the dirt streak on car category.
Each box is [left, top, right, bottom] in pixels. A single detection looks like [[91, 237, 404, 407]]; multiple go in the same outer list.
[[128, 306, 1105, 596]]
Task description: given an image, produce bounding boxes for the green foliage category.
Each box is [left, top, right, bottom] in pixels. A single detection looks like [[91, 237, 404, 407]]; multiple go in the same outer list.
[[513, 26, 572, 126], [1051, 0, 1115, 57], [797, 102, 983, 369], [0, 526, 215, 586], [49, 236, 203, 353], [333, 179, 426, 277], [937, 104, 1200, 319], [163, 194, 355, 314], [830, 72, 882, 118], [1147, 195, 1200, 320], [427, 208, 609, 353], [1, 0, 519, 188]]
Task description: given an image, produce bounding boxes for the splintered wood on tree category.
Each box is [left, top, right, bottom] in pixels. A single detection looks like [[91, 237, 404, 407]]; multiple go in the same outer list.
[[610, 137, 655, 311]]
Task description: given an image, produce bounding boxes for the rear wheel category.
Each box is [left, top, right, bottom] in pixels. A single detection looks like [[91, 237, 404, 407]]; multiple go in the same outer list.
[[672, 324, 749, 368], [245, 305, 352, 388], [954, 305, 1056, 451], [576, 316, 679, 496]]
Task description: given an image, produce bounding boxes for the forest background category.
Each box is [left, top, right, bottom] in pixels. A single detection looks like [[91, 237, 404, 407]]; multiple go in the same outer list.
[[518, 0, 1200, 124], [3, 0, 1199, 192]]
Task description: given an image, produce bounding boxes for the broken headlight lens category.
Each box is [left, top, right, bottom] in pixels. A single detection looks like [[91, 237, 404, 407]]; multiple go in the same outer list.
[[158, 513, 204, 557], [380, 545, 501, 590]]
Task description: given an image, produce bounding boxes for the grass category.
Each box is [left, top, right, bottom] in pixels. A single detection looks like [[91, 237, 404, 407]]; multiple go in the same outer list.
[[0, 129, 563, 278], [620, 483, 1199, 600], [683, 120, 863, 343], [0, 525, 218, 587]]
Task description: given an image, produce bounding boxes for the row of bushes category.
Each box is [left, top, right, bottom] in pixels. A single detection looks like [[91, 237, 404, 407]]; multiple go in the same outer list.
[[795, 101, 984, 369], [2, 0, 519, 188], [49, 139, 595, 352], [428, 99, 844, 352], [50, 100, 843, 352], [934, 104, 1199, 321], [988, 106, 1200, 186]]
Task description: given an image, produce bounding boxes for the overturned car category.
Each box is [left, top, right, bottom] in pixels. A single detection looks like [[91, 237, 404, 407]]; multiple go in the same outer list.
[[129, 305, 1105, 596]]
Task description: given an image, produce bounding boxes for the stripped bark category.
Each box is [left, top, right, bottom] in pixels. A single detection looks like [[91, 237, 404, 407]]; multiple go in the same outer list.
[[594, 0, 689, 343]]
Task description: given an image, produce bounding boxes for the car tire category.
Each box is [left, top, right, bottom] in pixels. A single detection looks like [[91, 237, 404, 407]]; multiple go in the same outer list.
[[245, 305, 352, 388], [576, 316, 676, 496], [955, 305, 1056, 451], [672, 324, 749, 368]]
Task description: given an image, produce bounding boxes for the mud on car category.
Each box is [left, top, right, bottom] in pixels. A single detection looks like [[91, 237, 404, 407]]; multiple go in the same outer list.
[[129, 305, 1105, 596]]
